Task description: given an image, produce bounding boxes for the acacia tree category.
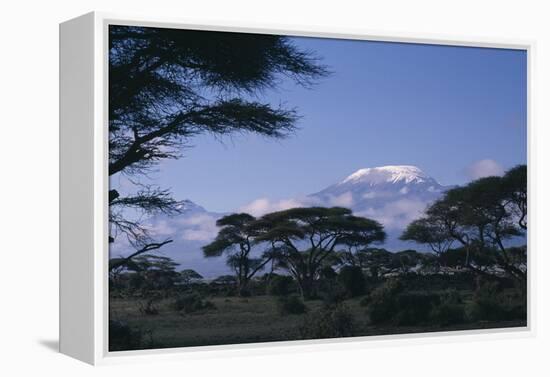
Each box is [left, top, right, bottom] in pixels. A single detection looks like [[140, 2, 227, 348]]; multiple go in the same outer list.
[[202, 213, 274, 296], [359, 248, 395, 280], [400, 217, 454, 271], [108, 26, 328, 262], [255, 207, 386, 299], [335, 227, 386, 269], [501, 165, 527, 230], [406, 166, 527, 286]]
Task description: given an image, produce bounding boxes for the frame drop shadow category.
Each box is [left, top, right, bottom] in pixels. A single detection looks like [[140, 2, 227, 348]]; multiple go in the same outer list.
[[38, 339, 59, 352]]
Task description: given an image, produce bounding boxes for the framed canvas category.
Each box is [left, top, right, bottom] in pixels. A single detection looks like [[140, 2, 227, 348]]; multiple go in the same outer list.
[[60, 12, 533, 365]]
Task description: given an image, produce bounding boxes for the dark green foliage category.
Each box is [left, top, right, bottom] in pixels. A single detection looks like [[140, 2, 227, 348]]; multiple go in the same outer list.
[[388, 250, 424, 274], [267, 275, 295, 296], [430, 290, 465, 326], [361, 248, 394, 280], [203, 213, 274, 296], [468, 282, 526, 322], [501, 165, 527, 230], [366, 279, 404, 324], [255, 206, 386, 299], [468, 282, 505, 321], [393, 292, 440, 326], [173, 292, 216, 314], [299, 304, 355, 339], [276, 295, 307, 315], [320, 284, 348, 308], [400, 217, 454, 257], [366, 279, 440, 325], [319, 265, 338, 280], [138, 298, 160, 315], [109, 320, 146, 351], [396, 272, 477, 292], [179, 269, 203, 285], [337, 266, 367, 297], [211, 275, 237, 286], [401, 165, 527, 286]]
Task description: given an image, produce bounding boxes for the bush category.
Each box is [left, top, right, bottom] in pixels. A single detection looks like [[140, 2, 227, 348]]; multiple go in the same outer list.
[[393, 292, 440, 326], [366, 279, 441, 325], [209, 275, 238, 296], [366, 279, 404, 324], [320, 283, 348, 308], [299, 304, 355, 339], [468, 282, 526, 322], [173, 292, 216, 314], [337, 266, 367, 297], [359, 295, 371, 307], [430, 290, 465, 326], [109, 320, 145, 351], [138, 298, 159, 315], [267, 275, 295, 296], [277, 295, 307, 315]]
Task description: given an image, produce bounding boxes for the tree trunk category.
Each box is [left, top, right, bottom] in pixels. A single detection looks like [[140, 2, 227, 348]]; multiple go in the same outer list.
[[299, 275, 316, 300]]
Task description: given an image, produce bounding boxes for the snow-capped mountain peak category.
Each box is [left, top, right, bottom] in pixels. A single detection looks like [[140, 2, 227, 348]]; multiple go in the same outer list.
[[311, 165, 451, 234], [341, 165, 431, 186]]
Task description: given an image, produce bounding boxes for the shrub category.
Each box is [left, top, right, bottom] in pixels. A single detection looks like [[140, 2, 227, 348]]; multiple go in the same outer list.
[[299, 304, 355, 339], [109, 320, 144, 351], [468, 282, 526, 322], [320, 284, 348, 308], [366, 279, 404, 324], [337, 266, 367, 297], [267, 275, 295, 296], [209, 275, 238, 296], [359, 295, 371, 307], [173, 292, 216, 314], [319, 265, 338, 280], [277, 295, 307, 315], [138, 298, 159, 315], [430, 289, 465, 326], [365, 279, 441, 325], [393, 292, 440, 326]]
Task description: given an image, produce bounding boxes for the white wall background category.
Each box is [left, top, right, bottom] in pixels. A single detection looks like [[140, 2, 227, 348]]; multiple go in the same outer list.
[[1, 0, 548, 375]]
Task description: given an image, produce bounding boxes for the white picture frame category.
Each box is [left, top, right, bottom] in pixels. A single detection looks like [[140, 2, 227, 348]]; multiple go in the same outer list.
[[59, 11, 535, 365]]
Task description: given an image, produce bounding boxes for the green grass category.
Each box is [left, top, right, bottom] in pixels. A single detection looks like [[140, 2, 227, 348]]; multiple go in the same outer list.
[[109, 294, 526, 351]]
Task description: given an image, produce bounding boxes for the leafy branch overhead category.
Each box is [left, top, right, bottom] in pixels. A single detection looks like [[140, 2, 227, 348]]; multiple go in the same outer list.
[[108, 25, 329, 248]]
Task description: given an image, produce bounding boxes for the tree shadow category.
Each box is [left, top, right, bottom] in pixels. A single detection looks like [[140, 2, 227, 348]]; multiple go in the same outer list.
[[38, 339, 59, 352]]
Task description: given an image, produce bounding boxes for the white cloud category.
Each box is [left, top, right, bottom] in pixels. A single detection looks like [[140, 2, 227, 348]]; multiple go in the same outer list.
[[148, 220, 176, 236], [238, 192, 356, 218], [238, 197, 316, 217], [466, 159, 504, 180], [358, 198, 428, 229], [178, 213, 219, 241], [327, 192, 354, 207]]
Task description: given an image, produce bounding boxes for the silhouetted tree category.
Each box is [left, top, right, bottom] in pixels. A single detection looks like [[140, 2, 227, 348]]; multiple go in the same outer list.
[[255, 207, 386, 299], [388, 250, 424, 274], [404, 166, 527, 286], [108, 26, 328, 255], [179, 269, 204, 285], [400, 217, 454, 271], [114, 254, 181, 292], [202, 213, 274, 296], [501, 165, 527, 230], [335, 223, 386, 268]]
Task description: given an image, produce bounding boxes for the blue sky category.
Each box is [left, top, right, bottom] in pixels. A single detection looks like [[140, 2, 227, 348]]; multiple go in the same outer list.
[[142, 37, 527, 213]]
